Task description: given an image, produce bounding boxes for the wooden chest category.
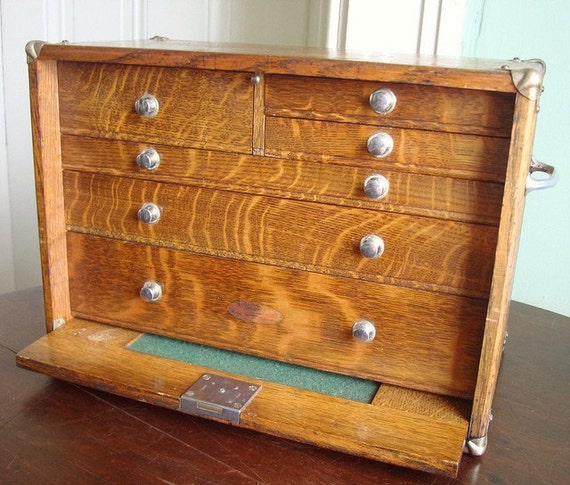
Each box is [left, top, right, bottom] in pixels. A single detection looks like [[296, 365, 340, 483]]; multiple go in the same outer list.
[[17, 39, 556, 476]]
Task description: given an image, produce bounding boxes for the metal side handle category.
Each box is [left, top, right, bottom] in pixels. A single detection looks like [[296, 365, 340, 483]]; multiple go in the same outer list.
[[526, 157, 559, 194]]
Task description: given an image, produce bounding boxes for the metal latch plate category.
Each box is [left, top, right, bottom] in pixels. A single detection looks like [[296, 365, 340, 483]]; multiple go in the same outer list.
[[179, 373, 261, 424]]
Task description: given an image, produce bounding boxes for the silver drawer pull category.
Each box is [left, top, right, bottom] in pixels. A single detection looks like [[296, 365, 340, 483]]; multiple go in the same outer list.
[[137, 202, 161, 224], [139, 281, 162, 302], [360, 234, 385, 259], [136, 148, 161, 171], [363, 174, 390, 199], [134, 93, 160, 118], [369, 88, 397, 115], [367, 132, 394, 158], [352, 320, 376, 343]]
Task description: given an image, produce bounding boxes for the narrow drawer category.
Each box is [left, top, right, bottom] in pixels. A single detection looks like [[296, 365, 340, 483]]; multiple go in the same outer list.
[[64, 171, 498, 297], [265, 74, 515, 136], [57, 62, 254, 153], [265, 117, 510, 182], [67, 232, 487, 398], [61, 135, 504, 225]]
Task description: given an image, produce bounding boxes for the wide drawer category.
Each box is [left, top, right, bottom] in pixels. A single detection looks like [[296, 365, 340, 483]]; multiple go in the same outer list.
[[264, 117, 510, 182], [67, 232, 486, 398], [63, 171, 498, 297], [265, 74, 515, 136], [57, 62, 254, 152]]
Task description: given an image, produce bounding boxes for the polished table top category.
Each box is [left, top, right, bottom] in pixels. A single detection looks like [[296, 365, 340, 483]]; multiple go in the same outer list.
[[1, 287, 568, 484]]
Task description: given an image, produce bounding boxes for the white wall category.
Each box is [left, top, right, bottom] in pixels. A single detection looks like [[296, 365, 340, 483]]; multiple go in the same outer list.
[[0, 0, 466, 295]]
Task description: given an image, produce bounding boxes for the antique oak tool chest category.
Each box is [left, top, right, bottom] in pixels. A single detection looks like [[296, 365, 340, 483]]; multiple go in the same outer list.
[[17, 39, 557, 476]]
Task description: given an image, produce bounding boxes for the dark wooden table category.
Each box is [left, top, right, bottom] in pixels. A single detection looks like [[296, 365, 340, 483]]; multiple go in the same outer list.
[[1, 287, 568, 484]]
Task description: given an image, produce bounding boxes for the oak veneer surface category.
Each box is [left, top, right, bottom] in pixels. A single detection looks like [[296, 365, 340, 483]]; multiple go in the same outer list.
[[264, 74, 515, 136], [3, 287, 568, 484], [61, 135, 505, 225], [58, 62, 254, 152], [63, 171, 498, 297], [66, 233, 486, 397]]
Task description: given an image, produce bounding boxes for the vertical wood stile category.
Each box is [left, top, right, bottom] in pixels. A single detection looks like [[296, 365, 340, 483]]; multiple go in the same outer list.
[[470, 93, 539, 440], [28, 58, 70, 331], [252, 73, 265, 156]]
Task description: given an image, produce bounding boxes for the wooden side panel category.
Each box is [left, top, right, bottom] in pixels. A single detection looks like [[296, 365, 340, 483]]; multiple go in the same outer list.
[[265, 117, 510, 182], [265, 74, 515, 136], [66, 233, 486, 397], [28, 59, 71, 331], [63, 171, 498, 297], [470, 94, 539, 440], [15, 318, 470, 476], [57, 62, 254, 153], [61, 135, 504, 225]]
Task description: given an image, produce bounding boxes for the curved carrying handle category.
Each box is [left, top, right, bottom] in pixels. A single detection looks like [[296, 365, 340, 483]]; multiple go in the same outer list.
[[526, 157, 559, 194]]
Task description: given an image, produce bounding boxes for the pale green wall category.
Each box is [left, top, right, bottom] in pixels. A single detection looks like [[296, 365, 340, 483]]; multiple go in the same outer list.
[[463, 0, 570, 317]]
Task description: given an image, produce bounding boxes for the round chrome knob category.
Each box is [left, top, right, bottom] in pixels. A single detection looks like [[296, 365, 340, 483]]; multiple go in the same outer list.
[[139, 281, 162, 302], [352, 320, 376, 343], [367, 132, 394, 158], [360, 234, 385, 259], [363, 174, 390, 199], [136, 148, 161, 171], [137, 202, 161, 224], [369, 88, 397, 115], [134, 94, 159, 118]]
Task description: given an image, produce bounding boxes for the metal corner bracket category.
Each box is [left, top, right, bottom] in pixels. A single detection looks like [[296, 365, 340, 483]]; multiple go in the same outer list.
[[464, 436, 488, 456], [501, 57, 546, 101], [25, 40, 47, 63], [26, 39, 70, 63]]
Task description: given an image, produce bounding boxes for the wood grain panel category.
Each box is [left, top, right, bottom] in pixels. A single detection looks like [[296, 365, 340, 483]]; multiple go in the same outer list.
[[63, 171, 498, 296], [28, 59, 71, 331], [57, 62, 254, 152], [470, 94, 540, 441], [38, 40, 517, 94], [15, 317, 469, 476], [61, 135, 505, 225], [265, 117, 510, 182], [265, 74, 515, 137], [66, 233, 486, 398]]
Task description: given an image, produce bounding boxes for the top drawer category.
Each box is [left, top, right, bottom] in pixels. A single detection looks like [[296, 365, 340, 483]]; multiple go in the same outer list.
[[57, 62, 254, 153], [265, 74, 515, 136]]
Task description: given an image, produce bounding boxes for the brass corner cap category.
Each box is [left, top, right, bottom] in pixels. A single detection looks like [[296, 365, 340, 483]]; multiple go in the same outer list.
[[502, 58, 546, 100]]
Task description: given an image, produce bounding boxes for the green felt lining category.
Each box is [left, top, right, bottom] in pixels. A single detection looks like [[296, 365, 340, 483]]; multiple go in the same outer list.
[[128, 334, 379, 403]]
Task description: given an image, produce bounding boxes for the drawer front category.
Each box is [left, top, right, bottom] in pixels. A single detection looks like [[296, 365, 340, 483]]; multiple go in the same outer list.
[[265, 74, 515, 136], [61, 135, 504, 225], [64, 171, 497, 297], [58, 62, 254, 152], [67, 232, 486, 398], [265, 117, 510, 182]]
